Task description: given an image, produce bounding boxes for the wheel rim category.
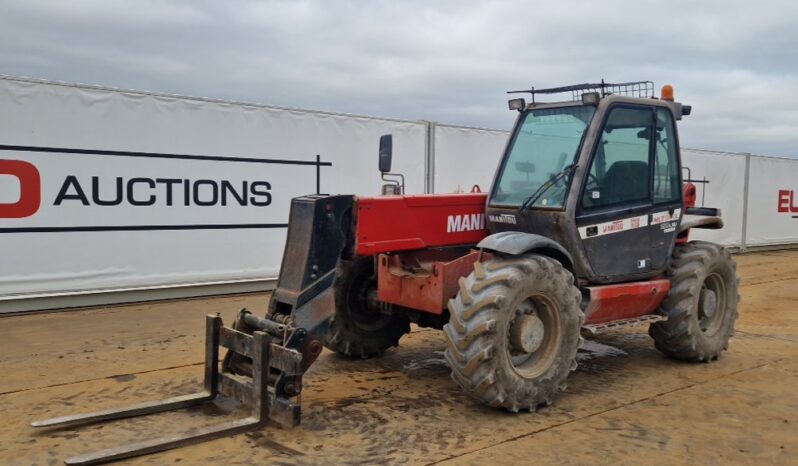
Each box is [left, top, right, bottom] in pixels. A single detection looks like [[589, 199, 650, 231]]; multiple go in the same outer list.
[[699, 272, 727, 336], [507, 294, 562, 379]]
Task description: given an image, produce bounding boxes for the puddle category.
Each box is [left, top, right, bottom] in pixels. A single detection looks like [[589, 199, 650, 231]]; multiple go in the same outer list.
[[246, 431, 305, 455], [577, 341, 628, 361], [402, 351, 447, 371], [205, 396, 241, 415], [400, 343, 626, 370], [111, 374, 136, 383]]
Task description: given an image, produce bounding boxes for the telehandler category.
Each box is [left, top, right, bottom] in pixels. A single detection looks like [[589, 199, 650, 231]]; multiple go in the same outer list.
[[34, 81, 738, 465]]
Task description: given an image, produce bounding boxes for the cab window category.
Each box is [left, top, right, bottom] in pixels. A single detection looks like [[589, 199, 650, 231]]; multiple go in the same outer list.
[[653, 108, 681, 204], [491, 106, 595, 208], [582, 107, 652, 209]]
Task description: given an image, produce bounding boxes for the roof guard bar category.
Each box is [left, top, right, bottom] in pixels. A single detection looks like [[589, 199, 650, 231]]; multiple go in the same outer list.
[[508, 80, 655, 104]]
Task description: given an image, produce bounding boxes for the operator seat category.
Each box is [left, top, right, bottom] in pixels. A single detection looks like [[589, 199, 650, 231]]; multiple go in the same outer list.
[[602, 161, 649, 204]]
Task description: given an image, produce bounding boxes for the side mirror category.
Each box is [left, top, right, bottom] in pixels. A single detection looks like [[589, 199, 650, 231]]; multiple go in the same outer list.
[[378, 134, 393, 173]]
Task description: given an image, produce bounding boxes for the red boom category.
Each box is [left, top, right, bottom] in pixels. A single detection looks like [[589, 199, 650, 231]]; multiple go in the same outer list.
[[355, 193, 488, 256]]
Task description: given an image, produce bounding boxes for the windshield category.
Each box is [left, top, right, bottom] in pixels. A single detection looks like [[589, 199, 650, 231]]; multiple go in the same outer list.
[[491, 105, 596, 208]]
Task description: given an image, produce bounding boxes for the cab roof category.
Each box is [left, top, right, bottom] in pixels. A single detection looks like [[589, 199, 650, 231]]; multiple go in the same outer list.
[[507, 80, 691, 119]]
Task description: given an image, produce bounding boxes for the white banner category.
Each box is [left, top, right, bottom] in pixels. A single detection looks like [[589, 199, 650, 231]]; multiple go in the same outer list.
[[2, 75, 798, 308], [433, 125, 748, 247], [433, 124, 508, 193], [0, 77, 426, 298], [680, 149, 747, 247], [745, 155, 798, 246]]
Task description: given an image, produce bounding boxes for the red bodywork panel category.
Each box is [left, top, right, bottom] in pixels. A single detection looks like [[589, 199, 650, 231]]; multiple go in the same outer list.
[[355, 193, 488, 256], [677, 182, 697, 245], [377, 250, 485, 314], [584, 279, 671, 325], [359, 192, 672, 323], [683, 182, 697, 209]]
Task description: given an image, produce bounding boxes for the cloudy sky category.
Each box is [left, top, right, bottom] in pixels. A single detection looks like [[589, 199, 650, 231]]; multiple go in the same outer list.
[[1, 0, 797, 156]]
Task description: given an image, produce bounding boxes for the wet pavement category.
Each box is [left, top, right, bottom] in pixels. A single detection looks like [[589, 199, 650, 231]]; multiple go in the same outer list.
[[1, 250, 797, 465]]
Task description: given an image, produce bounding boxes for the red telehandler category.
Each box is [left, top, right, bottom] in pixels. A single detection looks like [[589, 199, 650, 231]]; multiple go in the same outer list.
[[34, 81, 738, 465]]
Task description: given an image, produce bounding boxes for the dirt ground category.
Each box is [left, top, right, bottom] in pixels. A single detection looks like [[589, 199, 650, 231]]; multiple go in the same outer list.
[[1, 250, 797, 466]]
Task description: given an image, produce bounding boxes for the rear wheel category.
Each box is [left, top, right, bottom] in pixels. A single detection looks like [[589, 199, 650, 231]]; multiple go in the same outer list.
[[649, 241, 739, 361], [323, 258, 410, 358], [443, 254, 583, 412]]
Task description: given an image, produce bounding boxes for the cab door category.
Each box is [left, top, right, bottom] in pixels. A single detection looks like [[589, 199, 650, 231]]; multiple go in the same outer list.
[[648, 107, 683, 269], [575, 105, 680, 281]]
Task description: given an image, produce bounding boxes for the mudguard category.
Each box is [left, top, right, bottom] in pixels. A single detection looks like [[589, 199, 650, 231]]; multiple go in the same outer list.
[[477, 231, 574, 271]]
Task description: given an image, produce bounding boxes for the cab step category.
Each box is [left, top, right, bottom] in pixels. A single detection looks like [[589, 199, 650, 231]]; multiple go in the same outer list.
[[581, 314, 666, 337]]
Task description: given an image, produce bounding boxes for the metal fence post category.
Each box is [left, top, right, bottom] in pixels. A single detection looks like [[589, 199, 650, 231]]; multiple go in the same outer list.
[[423, 120, 436, 194], [740, 152, 752, 251]]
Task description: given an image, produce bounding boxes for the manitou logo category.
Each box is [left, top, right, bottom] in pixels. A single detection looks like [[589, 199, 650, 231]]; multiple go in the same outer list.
[[0, 159, 41, 218], [447, 213, 484, 233], [777, 190, 798, 214], [488, 214, 517, 225]]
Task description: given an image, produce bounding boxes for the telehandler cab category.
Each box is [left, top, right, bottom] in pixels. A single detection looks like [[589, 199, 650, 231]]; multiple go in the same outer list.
[[35, 81, 738, 465]]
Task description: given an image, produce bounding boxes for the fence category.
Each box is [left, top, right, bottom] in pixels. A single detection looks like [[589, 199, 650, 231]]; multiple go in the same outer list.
[[0, 76, 427, 311], [0, 76, 795, 312], [432, 125, 797, 250]]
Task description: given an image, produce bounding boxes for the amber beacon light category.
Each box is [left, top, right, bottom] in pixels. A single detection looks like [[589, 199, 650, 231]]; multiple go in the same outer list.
[[660, 84, 675, 101]]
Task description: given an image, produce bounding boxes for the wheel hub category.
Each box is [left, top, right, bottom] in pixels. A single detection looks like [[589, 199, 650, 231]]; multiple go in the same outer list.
[[510, 314, 546, 354], [349, 274, 391, 332], [699, 288, 718, 320]]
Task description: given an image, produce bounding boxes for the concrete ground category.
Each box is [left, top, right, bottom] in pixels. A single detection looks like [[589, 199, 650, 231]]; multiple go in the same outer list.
[[1, 250, 797, 466]]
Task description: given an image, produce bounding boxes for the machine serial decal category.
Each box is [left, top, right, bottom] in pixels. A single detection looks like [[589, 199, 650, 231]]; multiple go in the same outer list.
[[447, 213, 485, 233], [659, 221, 678, 233], [651, 208, 682, 225], [578, 214, 649, 239]]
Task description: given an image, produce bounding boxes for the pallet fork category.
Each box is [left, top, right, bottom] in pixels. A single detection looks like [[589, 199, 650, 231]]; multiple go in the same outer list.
[[32, 312, 322, 466]]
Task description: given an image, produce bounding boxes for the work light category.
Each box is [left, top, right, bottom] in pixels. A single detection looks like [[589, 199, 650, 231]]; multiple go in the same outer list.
[[508, 98, 526, 111]]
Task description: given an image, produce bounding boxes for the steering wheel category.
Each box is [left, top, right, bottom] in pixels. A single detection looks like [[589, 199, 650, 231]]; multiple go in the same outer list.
[[585, 173, 600, 191]]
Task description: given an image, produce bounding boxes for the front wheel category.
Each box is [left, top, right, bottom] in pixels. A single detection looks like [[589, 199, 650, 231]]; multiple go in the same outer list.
[[323, 258, 410, 359], [443, 254, 583, 412]]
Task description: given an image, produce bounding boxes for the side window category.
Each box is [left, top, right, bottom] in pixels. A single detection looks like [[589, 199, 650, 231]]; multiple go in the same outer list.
[[582, 107, 652, 209], [654, 109, 681, 204]]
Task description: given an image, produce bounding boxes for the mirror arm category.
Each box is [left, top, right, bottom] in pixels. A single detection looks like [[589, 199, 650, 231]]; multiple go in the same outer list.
[[381, 172, 405, 194]]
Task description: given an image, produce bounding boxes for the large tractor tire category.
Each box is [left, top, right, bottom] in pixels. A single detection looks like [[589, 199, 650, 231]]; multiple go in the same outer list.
[[323, 257, 410, 358], [443, 254, 583, 412], [649, 241, 739, 361]]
